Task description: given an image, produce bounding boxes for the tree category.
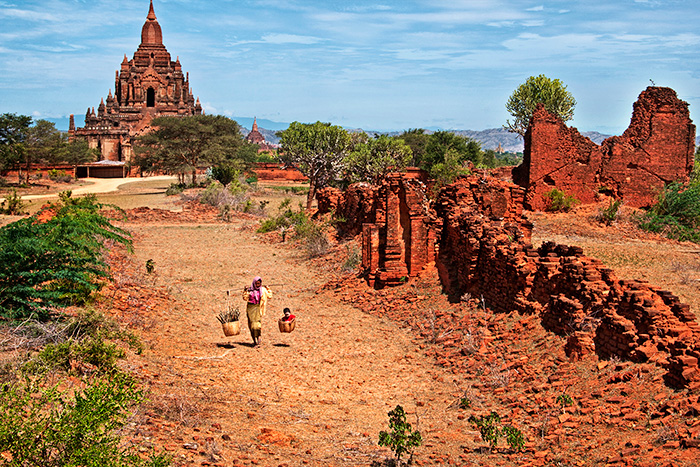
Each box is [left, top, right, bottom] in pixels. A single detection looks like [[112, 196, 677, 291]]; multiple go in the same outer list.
[[505, 74, 576, 136], [57, 137, 100, 166], [397, 128, 429, 167], [133, 115, 249, 185], [278, 121, 352, 209], [0, 113, 32, 181], [344, 134, 412, 184], [24, 119, 63, 182], [422, 131, 482, 172], [0, 192, 131, 320]]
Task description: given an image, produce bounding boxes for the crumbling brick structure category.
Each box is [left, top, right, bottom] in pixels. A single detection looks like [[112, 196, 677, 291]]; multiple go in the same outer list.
[[337, 172, 700, 389], [513, 87, 696, 210]]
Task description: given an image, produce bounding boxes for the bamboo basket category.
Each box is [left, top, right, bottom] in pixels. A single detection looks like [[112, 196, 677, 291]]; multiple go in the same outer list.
[[278, 318, 296, 333], [222, 320, 241, 336]]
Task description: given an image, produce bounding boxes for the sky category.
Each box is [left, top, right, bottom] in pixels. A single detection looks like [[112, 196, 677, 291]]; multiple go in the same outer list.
[[0, 0, 698, 134]]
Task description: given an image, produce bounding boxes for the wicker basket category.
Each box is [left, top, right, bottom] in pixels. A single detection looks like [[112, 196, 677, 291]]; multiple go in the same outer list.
[[278, 318, 296, 333], [222, 320, 241, 336]]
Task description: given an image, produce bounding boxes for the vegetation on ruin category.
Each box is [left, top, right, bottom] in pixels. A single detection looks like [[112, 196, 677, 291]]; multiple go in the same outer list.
[[133, 115, 256, 186], [0, 191, 131, 320], [544, 187, 579, 212], [596, 198, 622, 225], [636, 181, 700, 243], [505, 74, 577, 136], [468, 411, 525, 452], [277, 121, 353, 209], [378, 405, 422, 466]]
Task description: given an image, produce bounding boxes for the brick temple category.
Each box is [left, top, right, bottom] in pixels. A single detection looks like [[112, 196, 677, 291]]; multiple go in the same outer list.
[[70, 1, 202, 163]]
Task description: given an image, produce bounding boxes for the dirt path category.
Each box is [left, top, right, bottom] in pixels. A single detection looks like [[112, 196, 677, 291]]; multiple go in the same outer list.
[[125, 220, 471, 466]]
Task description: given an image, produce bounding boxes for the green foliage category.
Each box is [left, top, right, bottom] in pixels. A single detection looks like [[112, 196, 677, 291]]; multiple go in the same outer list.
[[48, 168, 73, 182], [210, 164, 240, 187], [636, 182, 700, 243], [422, 130, 482, 172], [344, 134, 412, 184], [556, 393, 574, 409], [164, 183, 185, 196], [0, 192, 132, 320], [0, 113, 32, 172], [596, 199, 622, 225], [0, 372, 170, 467], [134, 115, 251, 185], [505, 74, 577, 136], [278, 121, 352, 208], [258, 200, 329, 256], [545, 188, 579, 212], [397, 128, 429, 167], [459, 397, 472, 410], [469, 411, 524, 452], [429, 147, 472, 189], [146, 259, 155, 274], [0, 189, 26, 215], [378, 405, 422, 465]]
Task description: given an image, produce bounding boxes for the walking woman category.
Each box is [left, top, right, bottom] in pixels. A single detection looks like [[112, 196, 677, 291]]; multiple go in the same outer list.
[[243, 276, 272, 346]]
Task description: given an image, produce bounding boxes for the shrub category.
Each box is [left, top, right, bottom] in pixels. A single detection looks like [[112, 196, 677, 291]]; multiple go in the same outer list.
[[210, 164, 239, 187], [47, 168, 73, 183], [0, 372, 170, 467], [636, 182, 700, 243], [378, 405, 422, 466], [545, 188, 579, 212], [341, 244, 361, 272], [469, 411, 524, 452], [0, 189, 26, 215], [596, 199, 622, 225], [0, 192, 132, 320], [165, 183, 185, 196]]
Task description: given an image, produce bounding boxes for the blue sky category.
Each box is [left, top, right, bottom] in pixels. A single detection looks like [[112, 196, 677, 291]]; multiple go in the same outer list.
[[0, 0, 698, 134]]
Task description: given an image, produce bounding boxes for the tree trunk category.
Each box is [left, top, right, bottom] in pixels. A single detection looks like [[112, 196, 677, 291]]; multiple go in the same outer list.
[[191, 169, 197, 187], [306, 181, 316, 210]]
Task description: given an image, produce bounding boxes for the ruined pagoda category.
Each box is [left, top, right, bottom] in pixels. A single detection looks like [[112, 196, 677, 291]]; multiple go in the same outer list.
[[71, 0, 202, 163]]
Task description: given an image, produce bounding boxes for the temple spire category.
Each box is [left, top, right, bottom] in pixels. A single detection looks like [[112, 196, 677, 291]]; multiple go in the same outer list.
[[252, 117, 258, 132], [147, 0, 156, 21]]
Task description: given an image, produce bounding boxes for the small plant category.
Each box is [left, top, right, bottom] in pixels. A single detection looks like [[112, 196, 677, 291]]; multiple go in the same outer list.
[[545, 188, 579, 212], [341, 244, 361, 272], [459, 397, 472, 410], [0, 189, 26, 215], [165, 183, 185, 196], [469, 411, 524, 452], [636, 182, 700, 243], [378, 405, 422, 466], [556, 393, 574, 411], [217, 305, 240, 323], [145, 259, 155, 274], [596, 199, 622, 225], [47, 168, 73, 183]]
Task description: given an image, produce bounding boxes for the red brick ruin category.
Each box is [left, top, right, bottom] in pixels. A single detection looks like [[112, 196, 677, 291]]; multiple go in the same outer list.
[[70, 1, 202, 163], [513, 86, 696, 210], [318, 170, 700, 389]]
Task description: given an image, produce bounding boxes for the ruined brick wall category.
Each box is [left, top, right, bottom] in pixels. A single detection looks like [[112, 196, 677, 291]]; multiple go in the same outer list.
[[514, 87, 695, 210], [253, 163, 309, 182], [316, 184, 378, 237], [435, 176, 700, 389]]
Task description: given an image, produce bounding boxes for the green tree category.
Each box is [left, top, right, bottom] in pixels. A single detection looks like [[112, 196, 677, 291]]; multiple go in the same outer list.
[[24, 119, 63, 182], [0, 191, 132, 320], [58, 137, 100, 166], [0, 113, 32, 181], [422, 130, 481, 172], [397, 128, 429, 167], [505, 74, 576, 136], [278, 121, 352, 209], [344, 134, 412, 184], [133, 115, 250, 185]]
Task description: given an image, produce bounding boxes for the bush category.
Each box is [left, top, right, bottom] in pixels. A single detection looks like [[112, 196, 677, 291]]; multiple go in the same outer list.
[[165, 183, 185, 196], [378, 405, 422, 466], [596, 199, 622, 225], [468, 411, 524, 452], [545, 188, 579, 212], [0, 189, 26, 215], [636, 182, 700, 242], [47, 169, 73, 183], [0, 372, 170, 467], [0, 192, 132, 320], [258, 199, 330, 256]]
